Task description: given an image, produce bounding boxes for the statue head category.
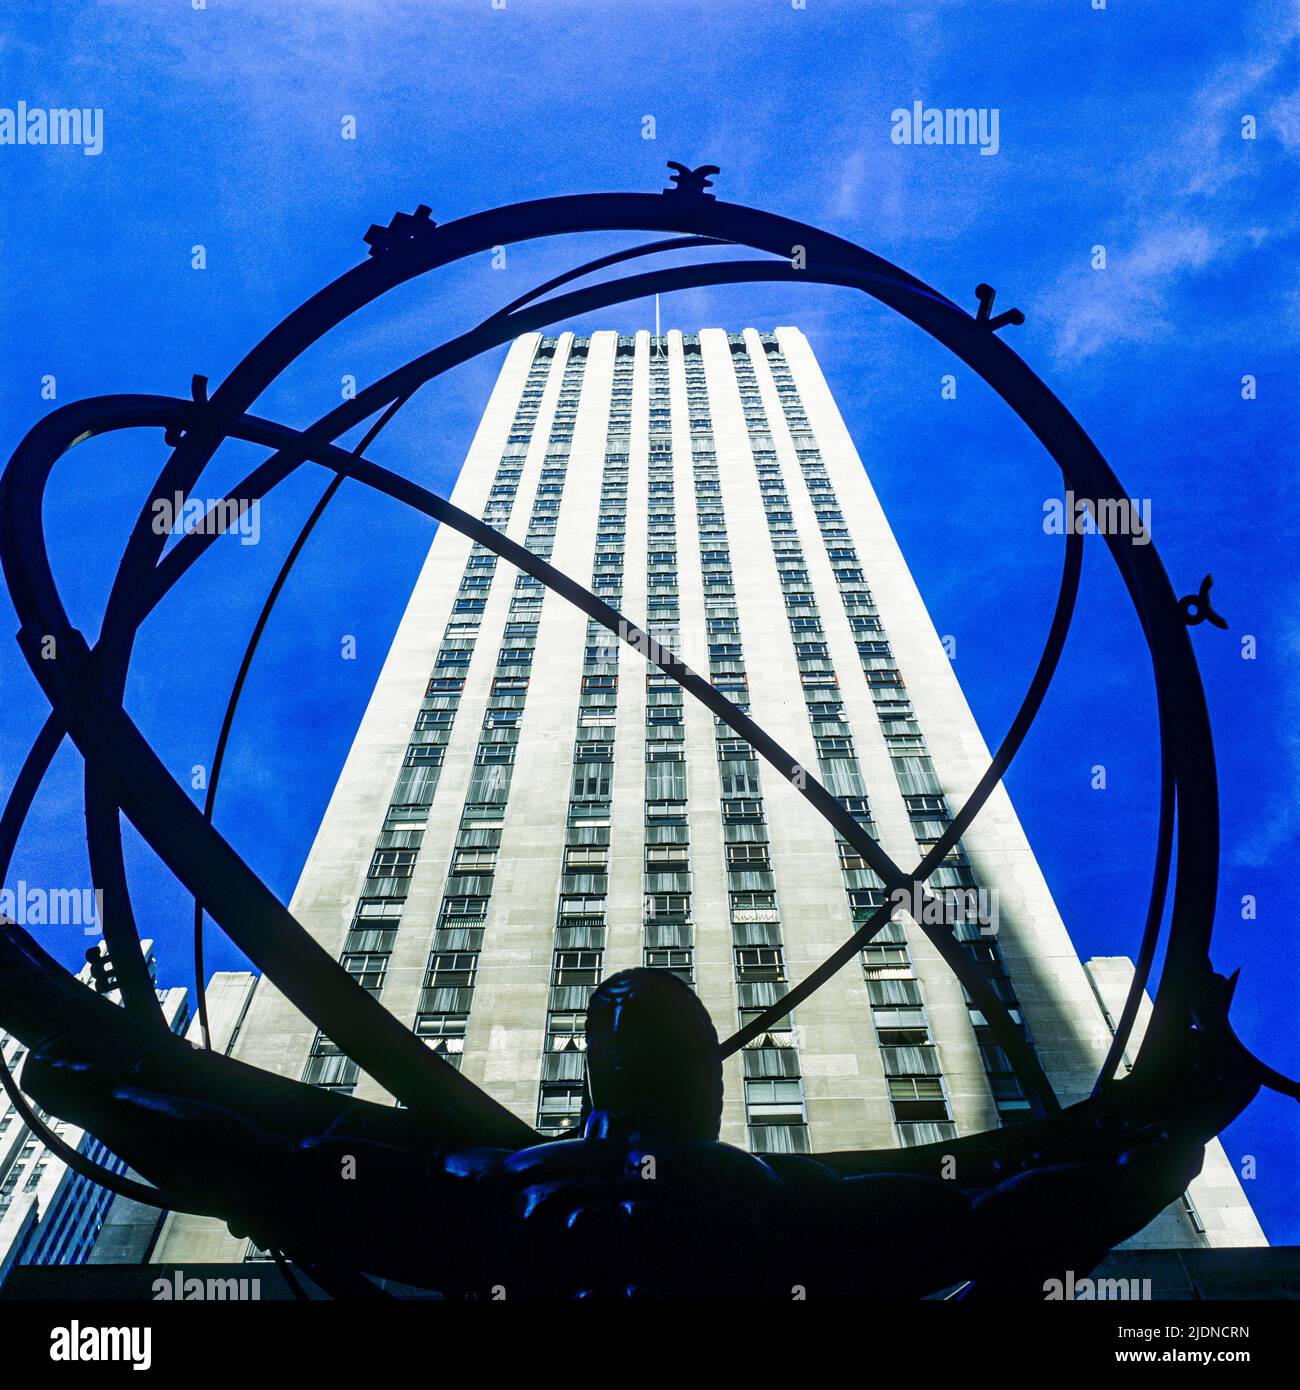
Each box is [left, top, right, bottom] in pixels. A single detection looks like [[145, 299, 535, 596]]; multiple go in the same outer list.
[[583, 968, 724, 1142]]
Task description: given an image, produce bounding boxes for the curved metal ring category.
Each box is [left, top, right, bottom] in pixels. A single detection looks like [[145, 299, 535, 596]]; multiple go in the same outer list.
[[2, 185, 1269, 1221]]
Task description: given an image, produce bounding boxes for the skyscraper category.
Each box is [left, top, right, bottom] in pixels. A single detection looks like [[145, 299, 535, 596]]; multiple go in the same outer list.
[[154, 327, 1263, 1264]]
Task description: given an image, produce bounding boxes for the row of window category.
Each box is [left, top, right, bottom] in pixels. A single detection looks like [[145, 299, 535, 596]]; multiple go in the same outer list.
[[426, 340, 592, 1083], [682, 341, 811, 1155], [303, 337, 585, 1093], [636, 352, 700, 1004], [536, 341, 634, 1132], [731, 340, 956, 1147], [759, 338, 1034, 1125]]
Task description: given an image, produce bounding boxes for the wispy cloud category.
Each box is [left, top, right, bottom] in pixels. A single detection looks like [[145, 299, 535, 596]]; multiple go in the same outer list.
[[1041, 14, 1300, 362], [1049, 222, 1220, 359]]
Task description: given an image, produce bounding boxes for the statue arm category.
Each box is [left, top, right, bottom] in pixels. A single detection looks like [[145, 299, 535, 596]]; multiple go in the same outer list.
[[769, 1129, 1203, 1298], [0, 924, 510, 1287], [956, 1125, 1205, 1296], [62, 1066, 508, 1286], [760, 1153, 976, 1296]]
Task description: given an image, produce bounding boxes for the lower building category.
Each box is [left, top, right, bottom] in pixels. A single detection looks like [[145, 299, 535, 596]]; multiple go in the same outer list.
[[86, 970, 258, 1267], [0, 941, 188, 1281], [1083, 956, 1265, 1249]]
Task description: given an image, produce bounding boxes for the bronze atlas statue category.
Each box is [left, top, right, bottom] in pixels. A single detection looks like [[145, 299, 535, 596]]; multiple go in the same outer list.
[[0, 167, 1294, 1298]]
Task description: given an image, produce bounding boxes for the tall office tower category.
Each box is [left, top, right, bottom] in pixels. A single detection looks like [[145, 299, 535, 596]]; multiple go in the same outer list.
[[155, 328, 1264, 1263], [0, 940, 188, 1280]]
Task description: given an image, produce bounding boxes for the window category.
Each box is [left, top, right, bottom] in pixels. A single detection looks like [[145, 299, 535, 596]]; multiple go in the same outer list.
[[645, 893, 690, 922], [890, 1081, 951, 1123], [849, 888, 887, 921], [417, 1011, 467, 1050], [440, 896, 489, 927], [342, 953, 389, 995], [356, 898, 403, 921], [877, 1024, 931, 1047], [744, 1079, 804, 1120], [370, 848, 417, 879], [862, 945, 912, 981], [646, 844, 690, 867], [427, 953, 478, 990], [644, 948, 693, 981], [735, 947, 785, 981], [838, 845, 875, 873], [565, 845, 608, 870], [537, 1083, 583, 1124], [553, 951, 602, 988], [451, 849, 497, 874], [404, 745, 444, 767], [547, 1014, 587, 1052]]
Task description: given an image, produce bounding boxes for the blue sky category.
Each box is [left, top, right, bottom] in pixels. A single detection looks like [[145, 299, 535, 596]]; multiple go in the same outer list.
[[1, 1, 1297, 1241]]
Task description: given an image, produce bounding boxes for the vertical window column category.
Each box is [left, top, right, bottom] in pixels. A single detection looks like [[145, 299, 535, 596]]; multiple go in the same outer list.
[[302, 341, 559, 1093], [759, 336, 1035, 1128], [534, 338, 634, 1134], [642, 345, 694, 986], [684, 336, 810, 1156], [729, 338, 957, 1148], [410, 338, 590, 1075]]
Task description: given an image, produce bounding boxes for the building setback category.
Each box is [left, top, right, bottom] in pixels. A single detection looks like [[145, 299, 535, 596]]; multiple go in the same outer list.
[[154, 327, 1264, 1264]]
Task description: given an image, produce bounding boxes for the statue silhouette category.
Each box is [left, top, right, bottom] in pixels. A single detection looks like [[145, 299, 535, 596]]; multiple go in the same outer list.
[[0, 926, 1235, 1299]]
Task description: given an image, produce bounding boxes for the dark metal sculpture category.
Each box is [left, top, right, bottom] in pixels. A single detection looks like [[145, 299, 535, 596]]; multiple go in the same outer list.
[[0, 937, 1234, 1298], [0, 165, 1294, 1297], [1179, 573, 1228, 630]]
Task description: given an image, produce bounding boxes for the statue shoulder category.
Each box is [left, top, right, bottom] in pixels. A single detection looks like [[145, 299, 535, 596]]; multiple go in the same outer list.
[[435, 1145, 516, 1180], [753, 1151, 844, 1192], [491, 1133, 792, 1189], [628, 1137, 791, 1194], [497, 1135, 625, 1180]]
